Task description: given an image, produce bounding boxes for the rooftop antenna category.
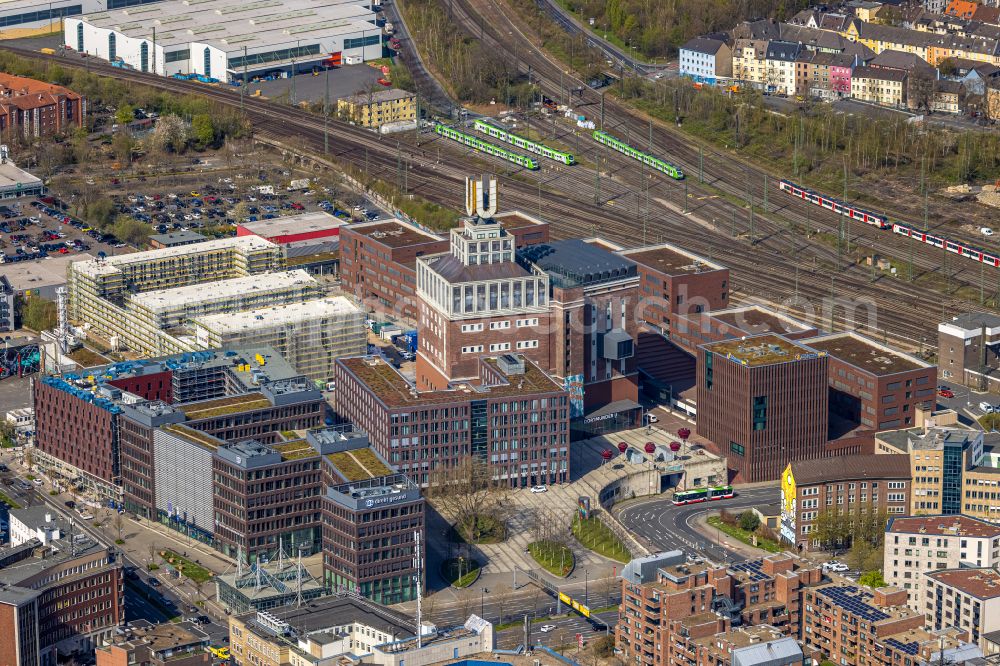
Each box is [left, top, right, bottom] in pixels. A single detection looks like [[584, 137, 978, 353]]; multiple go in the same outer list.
[[277, 536, 286, 573], [414, 530, 423, 648], [255, 555, 262, 593], [465, 174, 497, 220], [296, 544, 307, 608]]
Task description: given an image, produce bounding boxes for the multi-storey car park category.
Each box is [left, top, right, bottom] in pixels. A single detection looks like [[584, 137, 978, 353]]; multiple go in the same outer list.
[[63, 0, 382, 80]]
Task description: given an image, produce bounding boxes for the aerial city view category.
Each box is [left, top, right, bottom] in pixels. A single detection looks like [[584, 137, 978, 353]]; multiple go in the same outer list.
[[1, 0, 1000, 663]]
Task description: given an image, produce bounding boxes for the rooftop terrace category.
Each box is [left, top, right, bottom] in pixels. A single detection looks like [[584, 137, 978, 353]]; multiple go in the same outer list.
[[806, 332, 928, 375], [704, 334, 819, 367], [326, 449, 393, 481], [271, 440, 317, 462], [181, 393, 272, 420]]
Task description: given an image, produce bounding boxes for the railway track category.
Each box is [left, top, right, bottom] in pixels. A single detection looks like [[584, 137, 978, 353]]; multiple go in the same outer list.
[[0, 45, 967, 347]]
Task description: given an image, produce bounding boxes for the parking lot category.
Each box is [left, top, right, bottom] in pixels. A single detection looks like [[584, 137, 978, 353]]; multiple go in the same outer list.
[[0, 196, 125, 265]]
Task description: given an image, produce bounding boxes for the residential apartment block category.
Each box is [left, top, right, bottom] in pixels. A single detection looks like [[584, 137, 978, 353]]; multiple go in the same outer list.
[[938, 312, 1000, 390], [0, 73, 85, 138], [780, 454, 911, 550], [884, 515, 1000, 612], [95, 620, 210, 666], [851, 66, 908, 106], [679, 36, 733, 82], [925, 568, 1000, 650], [337, 88, 417, 128]]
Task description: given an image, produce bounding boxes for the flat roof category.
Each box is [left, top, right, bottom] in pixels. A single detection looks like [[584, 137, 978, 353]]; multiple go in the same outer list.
[[790, 453, 911, 485], [712, 306, 812, 335], [806, 332, 929, 375], [238, 593, 414, 638], [72, 235, 276, 278], [519, 239, 637, 288], [619, 241, 726, 275], [78, 0, 378, 52], [493, 211, 548, 230], [192, 296, 361, 334], [326, 448, 393, 481], [0, 162, 41, 191], [343, 220, 443, 249], [2, 252, 96, 291], [238, 211, 344, 239], [927, 568, 1000, 599], [343, 88, 416, 105], [887, 515, 1000, 538], [338, 355, 563, 407], [702, 334, 818, 367], [128, 269, 316, 312], [181, 393, 272, 420], [149, 230, 207, 246]]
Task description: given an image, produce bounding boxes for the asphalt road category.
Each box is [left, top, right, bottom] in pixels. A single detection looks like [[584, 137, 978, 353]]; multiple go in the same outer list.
[[616, 486, 780, 563]]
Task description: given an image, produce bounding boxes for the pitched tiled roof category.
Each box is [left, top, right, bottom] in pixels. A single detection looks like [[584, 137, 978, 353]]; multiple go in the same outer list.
[[790, 453, 910, 485], [853, 65, 909, 82], [681, 36, 729, 55]]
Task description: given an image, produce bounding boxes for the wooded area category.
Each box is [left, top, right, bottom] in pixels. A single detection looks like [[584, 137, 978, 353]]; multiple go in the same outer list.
[[561, 0, 815, 57]]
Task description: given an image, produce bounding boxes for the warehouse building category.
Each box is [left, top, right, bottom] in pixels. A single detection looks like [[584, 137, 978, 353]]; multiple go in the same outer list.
[[191, 296, 366, 382], [237, 211, 345, 244], [64, 0, 382, 80]]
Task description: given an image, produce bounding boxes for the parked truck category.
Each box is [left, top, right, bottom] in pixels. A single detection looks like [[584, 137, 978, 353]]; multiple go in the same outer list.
[[287, 178, 311, 192]]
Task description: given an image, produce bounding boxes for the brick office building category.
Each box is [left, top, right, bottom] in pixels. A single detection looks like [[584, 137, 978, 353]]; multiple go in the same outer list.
[[415, 215, 555, 390], [670, 305, 819, 356], [339, 219, 448, 322], [333, 354, 570, 487], [618, 241, 730, 337], [938, 312, 1000, 390], [807, 332, 937, 431], [0, 73, 85, 138], [779, 453, 911, 551], [0, 535, 123, 666], [696, 334, 830, 482]]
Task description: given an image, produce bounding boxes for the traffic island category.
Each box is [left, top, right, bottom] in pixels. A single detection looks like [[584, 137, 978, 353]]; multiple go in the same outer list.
[[441, 557, 481, 588], [528, 540, 575, 577], [572, 515, 631, 563]]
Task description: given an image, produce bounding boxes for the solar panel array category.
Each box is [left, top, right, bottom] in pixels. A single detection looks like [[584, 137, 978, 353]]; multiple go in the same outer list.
[[884, 638, 920, 656], [730, 560, 768, 582], [818, 586, 889, 623]]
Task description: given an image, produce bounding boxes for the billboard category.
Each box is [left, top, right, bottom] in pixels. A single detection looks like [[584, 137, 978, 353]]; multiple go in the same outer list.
[[780, 465, 797, 544]]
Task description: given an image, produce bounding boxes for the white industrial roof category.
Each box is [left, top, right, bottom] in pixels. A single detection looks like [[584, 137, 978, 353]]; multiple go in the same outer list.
[[127, 269, 316, 312], [0, 162, 41, 192], [239, 211, 344, 239], [77, 0, 379, 52], [71, 235, 276, 278], [192, 296, 361, 333]]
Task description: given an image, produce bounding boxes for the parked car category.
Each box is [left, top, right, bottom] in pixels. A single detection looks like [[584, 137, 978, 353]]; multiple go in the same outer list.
[[981, 401, 994, 413], [530, 485, 547, 494], [539, 625, 556, 633], [938, 388, 954, 398]]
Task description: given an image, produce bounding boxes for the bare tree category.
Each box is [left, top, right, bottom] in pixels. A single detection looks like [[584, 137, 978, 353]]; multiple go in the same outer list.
[[426, 457, 512, 543], [114, 512, 124, 542], [457, 589, 474, 619]]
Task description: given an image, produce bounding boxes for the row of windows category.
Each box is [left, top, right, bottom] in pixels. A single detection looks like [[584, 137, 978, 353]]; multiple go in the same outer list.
[[229, 44, 320, 70], [344, 34, 381, 49], [0, 5, 79, 28]]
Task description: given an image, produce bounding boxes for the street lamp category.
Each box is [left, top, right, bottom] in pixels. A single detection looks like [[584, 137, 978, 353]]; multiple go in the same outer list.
[[481, 587, 489, 618], [584, 569, 589, 607]]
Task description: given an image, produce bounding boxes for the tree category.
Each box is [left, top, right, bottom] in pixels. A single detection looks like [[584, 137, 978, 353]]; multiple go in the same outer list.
[[456, 589, 474, 620], [981, 413, 1000, 431], [21, 297, 57, 332], [0, 420, 16, 447], [859, 570, 886, 588], [112, 132, 135, 167], [114, 512, 124, 542], [426, 457, 511, 543], [191, 114, 216, 149], [112, 215, 149, 247], [148, 114, 187, 154], [232, 202, 253, 224], [738, 510, 761, 533], [115, 104, 135, 126]]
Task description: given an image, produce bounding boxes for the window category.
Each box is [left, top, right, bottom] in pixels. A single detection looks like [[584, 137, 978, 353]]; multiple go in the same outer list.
[[203, 46, 211, 77], [489, 342, 511, 352], [140, 41, 149, 72], [76, 21, 84, 51], [490, 321, 511, 330], [730, 442, 745, 456], [516, 318, 539, 328], [705, 351, 713, 389], [344, 34, 382, 49], [516, 340, 539, 350], [461, 323, 484, 333], [461, 345, 484, 354], [108, 32, 116, 61], [752, 395, 767, 431], [229, 44, 321, 70], [164, 49, 188, 63]]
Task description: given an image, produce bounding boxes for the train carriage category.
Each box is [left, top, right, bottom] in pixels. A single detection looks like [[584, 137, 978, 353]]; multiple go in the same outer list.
[[435, 124, 539, 170], [472, 119, 575, 165], [778, 179, 889, 229], [592, 130, 684, 180]]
